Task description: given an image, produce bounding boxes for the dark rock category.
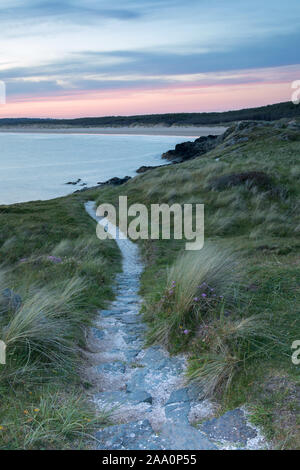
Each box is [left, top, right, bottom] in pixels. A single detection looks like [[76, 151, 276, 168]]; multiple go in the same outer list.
[[162, 135, 219, 162], [136, 164, 168, 173], [74, 175, 131, 193], [97, 176, 131, 186], [73, 185, 98, 193], [65, 178, 81, 185], [2, 288, 22, 311], [199, 408, 257, 445]]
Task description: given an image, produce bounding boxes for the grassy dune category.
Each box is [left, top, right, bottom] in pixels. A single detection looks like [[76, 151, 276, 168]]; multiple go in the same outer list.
[[0, 197, 120, 449], [1, 120, 299, 449], [86, 120, 300, 449]]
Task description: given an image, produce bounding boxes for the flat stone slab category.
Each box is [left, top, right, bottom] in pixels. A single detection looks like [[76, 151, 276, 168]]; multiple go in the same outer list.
[[199, 408, 257, 445], [165, 401, 190, 424], [123, 349, 141, 361], [95, 389, 152, 406], [95, 391, 128, 405], [160, 422, 218, 450], [165, 388, 191, 423], [96, 420, 168, 450], [96, 361, 126, 374], [137, 347, 184, 373], [123, 334, 140, 344], [126, 368, 148, 392], [166, 387, 190, 404], [129, 390, 153, 404]]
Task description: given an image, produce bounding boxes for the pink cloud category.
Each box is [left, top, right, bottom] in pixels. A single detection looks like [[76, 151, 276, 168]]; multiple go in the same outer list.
[[0, 75, 295, 118]]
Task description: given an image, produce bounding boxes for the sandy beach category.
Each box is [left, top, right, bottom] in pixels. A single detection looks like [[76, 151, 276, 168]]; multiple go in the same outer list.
[[0, 125, 227, 137]]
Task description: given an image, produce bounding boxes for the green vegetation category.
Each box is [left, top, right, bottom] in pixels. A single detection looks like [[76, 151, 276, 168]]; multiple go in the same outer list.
[[0, 101, 299, 127], [85, 119, 299, 448], [1, 118, 299, 449], [0, 196, 120, 449]]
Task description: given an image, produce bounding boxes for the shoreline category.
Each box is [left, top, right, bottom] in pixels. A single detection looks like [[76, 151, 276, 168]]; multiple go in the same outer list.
[[0, 125, 227, 137]]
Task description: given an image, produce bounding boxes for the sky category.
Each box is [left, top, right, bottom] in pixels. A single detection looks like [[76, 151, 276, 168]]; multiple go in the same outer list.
[[0, 0, 300, 118]]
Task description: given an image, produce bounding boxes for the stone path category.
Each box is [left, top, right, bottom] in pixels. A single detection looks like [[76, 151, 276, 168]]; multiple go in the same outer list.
[[85, 201, 267, 450]]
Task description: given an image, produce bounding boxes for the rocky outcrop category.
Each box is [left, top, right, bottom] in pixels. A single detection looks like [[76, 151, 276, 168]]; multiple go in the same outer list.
[[65, 178, 82, 185], [162, 135, 219, 162], [97, 176, 131, 186], [73, 176, 131, 193], [161, 119, 300, 164], [161, 122, 265, 163], [136, 164, 168, 173]]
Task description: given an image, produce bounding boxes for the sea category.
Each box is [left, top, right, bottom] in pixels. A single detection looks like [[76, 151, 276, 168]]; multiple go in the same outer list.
[[0, 132, 190, 205]]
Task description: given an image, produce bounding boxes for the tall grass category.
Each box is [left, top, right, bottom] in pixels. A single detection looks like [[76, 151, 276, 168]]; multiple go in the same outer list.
[[0, 196, 120, 449], [0, 386, 110, 450], [186, 312, 276, 397], [145, 244, 285, 398], [145, 244, 241, 347], [2, 277, 85, 370], [167, 244, 239, 315]]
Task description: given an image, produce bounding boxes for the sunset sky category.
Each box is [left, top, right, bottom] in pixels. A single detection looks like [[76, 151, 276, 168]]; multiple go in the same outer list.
[[1, 0, 300, 118]]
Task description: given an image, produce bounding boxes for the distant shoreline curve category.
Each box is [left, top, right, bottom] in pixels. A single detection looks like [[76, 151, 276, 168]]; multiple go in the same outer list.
[[0, 126, 227, 137]]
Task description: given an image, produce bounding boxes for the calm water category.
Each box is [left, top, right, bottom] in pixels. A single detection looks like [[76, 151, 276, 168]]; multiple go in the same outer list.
[[0, 133, 189, 205]]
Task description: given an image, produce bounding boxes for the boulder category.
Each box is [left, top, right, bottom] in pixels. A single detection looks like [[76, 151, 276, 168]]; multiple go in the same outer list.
[[199, 408, 257, 445], [97, 176, 131, 186], [73, 176, 131, 193], [65, 178, 81, 185], [136, 164, 168, 173], [162, 135, 219, 162]]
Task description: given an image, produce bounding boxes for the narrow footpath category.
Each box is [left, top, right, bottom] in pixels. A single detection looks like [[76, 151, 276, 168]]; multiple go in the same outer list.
[[85, 201, 266, 450]]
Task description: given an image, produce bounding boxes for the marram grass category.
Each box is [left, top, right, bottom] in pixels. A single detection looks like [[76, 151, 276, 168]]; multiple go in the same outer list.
[[0, 195, 120, 449]]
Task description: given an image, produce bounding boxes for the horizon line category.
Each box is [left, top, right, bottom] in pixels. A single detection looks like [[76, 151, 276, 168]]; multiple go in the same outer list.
[[0, 99, 292, 121]]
